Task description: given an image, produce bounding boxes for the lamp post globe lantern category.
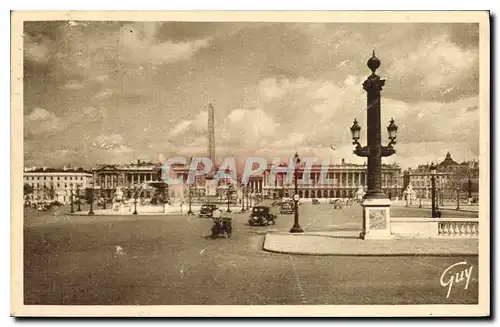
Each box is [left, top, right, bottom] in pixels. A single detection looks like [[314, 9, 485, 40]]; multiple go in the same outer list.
[[289, 152, 304, 233], [350, 119, 361, 148], [387, 118, 398, 147]]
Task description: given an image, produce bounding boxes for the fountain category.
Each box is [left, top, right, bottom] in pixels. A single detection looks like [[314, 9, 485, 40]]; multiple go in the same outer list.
[[71, 181, 202, 216]]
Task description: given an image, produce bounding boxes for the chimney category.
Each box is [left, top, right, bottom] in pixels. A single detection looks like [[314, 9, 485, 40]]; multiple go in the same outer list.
[[137, 159, 140, 165]]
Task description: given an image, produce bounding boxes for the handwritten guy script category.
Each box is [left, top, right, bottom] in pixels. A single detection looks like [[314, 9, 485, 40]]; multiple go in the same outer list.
[[440, 261, 474, 298]]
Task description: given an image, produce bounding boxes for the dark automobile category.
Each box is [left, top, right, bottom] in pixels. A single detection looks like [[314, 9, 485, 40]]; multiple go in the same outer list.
[[199, 204, 218, 218], [211, 217, 232, 239], [280, 201, 294, 214], [248, 205, 277, 226]]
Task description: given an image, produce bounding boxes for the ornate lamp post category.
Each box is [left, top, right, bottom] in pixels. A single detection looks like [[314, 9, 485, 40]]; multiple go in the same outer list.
[[76, 185, 81, 212], [456, 186, 460, 210], [289, 152, 303, 233], [70, 187, 75, 214], [351, 52, 397, 239], [430, 163, 438, 218]]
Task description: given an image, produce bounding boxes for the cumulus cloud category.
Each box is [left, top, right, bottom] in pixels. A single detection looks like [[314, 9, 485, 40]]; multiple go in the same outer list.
[[63, 80, 85, 90], [119, 23, 211, 65], [24, 108, 63, 136], [22, 22, 480, 170], [386, 33, 478, 101]]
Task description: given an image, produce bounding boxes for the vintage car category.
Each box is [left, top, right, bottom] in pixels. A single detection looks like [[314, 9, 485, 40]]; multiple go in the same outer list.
[[312, 198, 320, 205], [280, 201, 294, 214], [199, 204, 218, 218], [248, 205, 277, 226]]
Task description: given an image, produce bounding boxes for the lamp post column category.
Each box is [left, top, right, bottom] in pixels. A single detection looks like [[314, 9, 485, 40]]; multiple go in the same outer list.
[[76, 185, 81, 212], [431, 166, 437, 218], [352, 52, 396, 240], [188, 185, 193, 214], [290, 153, 303, 233], [456, 187, 460, 210], [241, 186, 246, 212], [133, 196, 138, 215], [88, 186, 95, 215], [226, 185, 232, 213], [70, 188, 74, 214]]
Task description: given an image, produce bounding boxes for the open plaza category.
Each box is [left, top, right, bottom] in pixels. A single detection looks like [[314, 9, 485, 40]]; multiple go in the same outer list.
[[24, 200, 478, 305]]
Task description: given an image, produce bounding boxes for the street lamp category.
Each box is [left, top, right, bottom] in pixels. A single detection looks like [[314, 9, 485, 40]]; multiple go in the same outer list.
[[70, 188, 75, 214], [226, 184, 233, 213], [430, 162, 438, 218], [351, 52, 398, 239], [133, 195, 138, 215], [467, 172, 473, 202], [76, 185, 81, 212], [88, 186, 95, 215], [241, 185, 246, 212], [456, 186, 460, 210], [289, 152, 304, 233], [247, 185, 251, 209], [351, 53, 398, 198], [187, 184, 193, 214]]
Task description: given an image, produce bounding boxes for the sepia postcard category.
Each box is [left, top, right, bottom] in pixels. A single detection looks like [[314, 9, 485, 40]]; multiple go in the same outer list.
[[11, 11, 490, 317]]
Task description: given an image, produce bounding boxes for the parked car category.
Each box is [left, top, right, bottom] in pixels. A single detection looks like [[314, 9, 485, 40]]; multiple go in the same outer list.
[[199, 204, 218, 218], [248, 205, 277, 226], [280, 201, 294, 214]]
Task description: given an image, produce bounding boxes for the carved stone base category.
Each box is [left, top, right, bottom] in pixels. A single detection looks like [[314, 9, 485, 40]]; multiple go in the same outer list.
[[361, 197, 394, 240]]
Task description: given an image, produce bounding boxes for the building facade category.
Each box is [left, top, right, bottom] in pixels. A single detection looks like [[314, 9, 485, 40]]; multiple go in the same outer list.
[[161, 159, 402, 201], [92, 160, 163, 200], [23, 167, 93, 203], [402, 152, 480, 200], [261, 160, 402, 200]]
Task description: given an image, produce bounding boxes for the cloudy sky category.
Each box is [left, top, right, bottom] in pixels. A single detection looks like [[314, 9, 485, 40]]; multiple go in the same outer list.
[[23, 21, 479, 170]]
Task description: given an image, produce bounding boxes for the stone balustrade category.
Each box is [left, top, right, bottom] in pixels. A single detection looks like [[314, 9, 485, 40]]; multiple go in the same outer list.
[[437, 219, 479, 237], [390, 217, 479, 239]]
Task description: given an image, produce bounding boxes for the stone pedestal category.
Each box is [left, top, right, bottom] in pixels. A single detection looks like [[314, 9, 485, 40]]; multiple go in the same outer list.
[[361, 197, 393, 240]]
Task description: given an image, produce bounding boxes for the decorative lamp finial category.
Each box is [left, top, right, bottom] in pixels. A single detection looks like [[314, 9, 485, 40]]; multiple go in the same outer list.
[[367, 50, 381, 73]]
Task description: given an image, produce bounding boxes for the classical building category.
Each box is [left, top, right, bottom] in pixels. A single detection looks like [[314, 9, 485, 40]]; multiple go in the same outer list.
[[402, 152, 479, 200], [23, 166, 93, 203], [91, 160, 163, 200], [261, 159, 402, 200], [161, 158, 402, 201]]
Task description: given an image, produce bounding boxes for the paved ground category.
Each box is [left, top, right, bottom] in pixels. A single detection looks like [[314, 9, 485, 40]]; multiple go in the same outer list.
[[264, 233, 478, 256], [392, 200, 479, 213], [23, 202, 479, 305]]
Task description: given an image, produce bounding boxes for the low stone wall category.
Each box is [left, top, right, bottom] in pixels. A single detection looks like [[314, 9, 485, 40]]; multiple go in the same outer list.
[[390, 217, 479, 239]]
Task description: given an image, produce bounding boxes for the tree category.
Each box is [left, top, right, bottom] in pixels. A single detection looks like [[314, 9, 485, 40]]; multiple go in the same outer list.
[[23, 183, 33, 198]]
